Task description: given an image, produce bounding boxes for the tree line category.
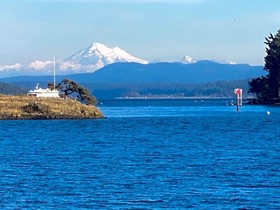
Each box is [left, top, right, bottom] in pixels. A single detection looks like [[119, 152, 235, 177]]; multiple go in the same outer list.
[[86, 79, 253, 99]]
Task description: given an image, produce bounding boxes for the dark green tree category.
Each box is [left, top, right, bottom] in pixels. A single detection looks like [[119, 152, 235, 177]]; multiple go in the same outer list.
[[48, 79, 97, 105], [249, 29, 280, 100], [248, 76, 269, 99], [47, 82, 56, 91]]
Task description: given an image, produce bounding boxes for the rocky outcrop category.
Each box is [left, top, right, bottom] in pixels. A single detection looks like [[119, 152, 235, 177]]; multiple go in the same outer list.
[[0, 95, 104, 120]]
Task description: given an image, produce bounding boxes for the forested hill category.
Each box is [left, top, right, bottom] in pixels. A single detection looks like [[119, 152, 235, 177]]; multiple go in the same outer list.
[[0, 82, 27, 95], [1, 61, 264, 84], [86, 61, 264, 84], [87, 79, 254, 99], [0, 78, 253, 99], [0, 61, 265, 99]]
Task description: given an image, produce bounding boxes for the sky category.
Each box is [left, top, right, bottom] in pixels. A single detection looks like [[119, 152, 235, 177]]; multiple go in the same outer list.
[[0, 0, 279, 66]]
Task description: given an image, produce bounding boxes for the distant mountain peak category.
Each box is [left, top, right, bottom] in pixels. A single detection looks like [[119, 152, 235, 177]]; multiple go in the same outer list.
[[181, 55, 196, 64], [226, 61, 237, 65], [90, 42, 107, 49], [63, 42, 148, 72], [87, 42, 112, 56]]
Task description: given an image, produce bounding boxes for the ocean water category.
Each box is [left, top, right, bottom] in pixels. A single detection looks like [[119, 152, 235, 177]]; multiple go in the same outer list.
[[0, 99, 280, 209]]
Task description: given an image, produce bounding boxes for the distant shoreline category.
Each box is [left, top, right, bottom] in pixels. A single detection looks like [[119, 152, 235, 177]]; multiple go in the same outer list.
[[115, 96, 237, 100]]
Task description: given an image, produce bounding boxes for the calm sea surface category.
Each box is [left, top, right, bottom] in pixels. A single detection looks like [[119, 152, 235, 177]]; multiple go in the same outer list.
[[0, 99, 280, 209]]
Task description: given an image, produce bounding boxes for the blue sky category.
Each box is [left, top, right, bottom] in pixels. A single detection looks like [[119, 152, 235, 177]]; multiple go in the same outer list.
[[0, 0, 279, 65]]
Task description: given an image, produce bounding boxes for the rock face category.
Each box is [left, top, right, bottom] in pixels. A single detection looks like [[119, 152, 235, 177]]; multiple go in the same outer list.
[[0, 95, 104, 120]]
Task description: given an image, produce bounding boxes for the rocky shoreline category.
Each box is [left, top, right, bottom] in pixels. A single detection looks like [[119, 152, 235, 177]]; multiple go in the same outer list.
[[0, 95, 104, 120]]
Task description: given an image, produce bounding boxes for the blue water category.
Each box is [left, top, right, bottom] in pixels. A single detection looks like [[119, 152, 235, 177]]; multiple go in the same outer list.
[[0, 99, 280, 209]]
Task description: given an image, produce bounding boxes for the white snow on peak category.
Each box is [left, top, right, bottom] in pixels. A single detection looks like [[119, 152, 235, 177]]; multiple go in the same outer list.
[[216, 59, 237, 65], [181, 55, 196, 64], [227, 61, 237, 65], [64, 42, 148, 72]]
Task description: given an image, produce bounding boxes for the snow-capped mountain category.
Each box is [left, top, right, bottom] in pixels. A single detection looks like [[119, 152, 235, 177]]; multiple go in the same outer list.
[[0, 43, 149, 76], [0, 43, 247, 78], [61, 43, 148, 72], [226, 61, 237, 65], [181, 56, 196, 64], [180, 56, 238, 65]]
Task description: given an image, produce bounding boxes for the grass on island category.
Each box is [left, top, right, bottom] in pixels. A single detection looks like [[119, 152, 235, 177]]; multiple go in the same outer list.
[[0, 94, 104, 119]]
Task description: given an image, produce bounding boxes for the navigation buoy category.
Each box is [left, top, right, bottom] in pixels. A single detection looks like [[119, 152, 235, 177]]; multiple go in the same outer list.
[[234, 88, 242, 112], [267, 111, 270, 115]]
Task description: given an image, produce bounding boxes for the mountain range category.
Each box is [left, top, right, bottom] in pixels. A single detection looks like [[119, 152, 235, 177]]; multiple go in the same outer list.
[[0, 42, 266, 99], [1, 60, 264, 83], [0, 42, 249, 77], [1, 61, 265, 99]]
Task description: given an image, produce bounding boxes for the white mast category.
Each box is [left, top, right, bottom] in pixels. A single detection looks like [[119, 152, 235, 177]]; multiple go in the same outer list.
[[53, 56, 56, 91]]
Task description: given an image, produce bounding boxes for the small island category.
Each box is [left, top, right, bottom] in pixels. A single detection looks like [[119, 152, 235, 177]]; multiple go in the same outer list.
[[0, 78, 104, 120], [0, 94, 104, 120]]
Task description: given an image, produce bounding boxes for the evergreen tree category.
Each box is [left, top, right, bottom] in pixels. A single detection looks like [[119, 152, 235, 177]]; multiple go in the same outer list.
[[249, 29, 280, 100], [48, 79, 97, 105]]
